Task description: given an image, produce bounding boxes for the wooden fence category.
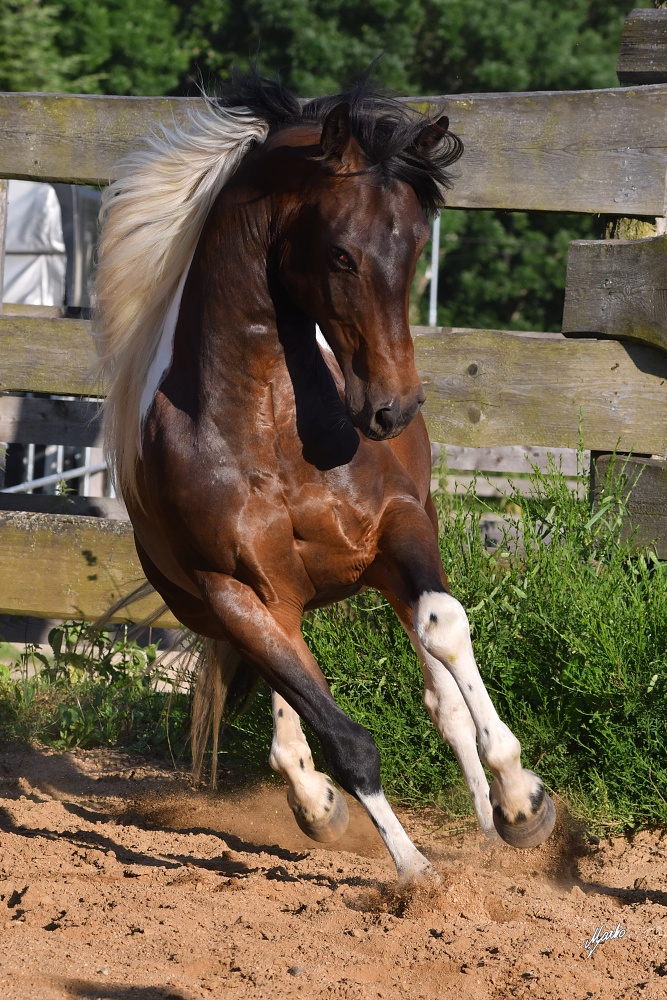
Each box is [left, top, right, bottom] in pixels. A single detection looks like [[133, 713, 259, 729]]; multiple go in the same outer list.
[[1, 6, 666, 629]]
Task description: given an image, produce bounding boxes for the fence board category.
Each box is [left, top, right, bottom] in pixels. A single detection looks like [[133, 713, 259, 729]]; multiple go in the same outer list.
[[0, 315, 98, 394], [0, 395, 102, 446], [1, 87, 667, 215], [0, 511, 177, 626], [617, 9, 667, 85], [0, 495, 126, 518], [436, 443, 583, 476], [562, 234, 667, 350], [2, 317, 667, 454], [413, 326, 667, 454], [592, 454, 667, 558]]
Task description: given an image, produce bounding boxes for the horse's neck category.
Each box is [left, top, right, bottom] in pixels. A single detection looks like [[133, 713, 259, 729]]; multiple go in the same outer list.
[[168, 189, 353, 457]]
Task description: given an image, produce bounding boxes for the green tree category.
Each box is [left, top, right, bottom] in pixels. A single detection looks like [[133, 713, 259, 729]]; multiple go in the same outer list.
[[408, 0, 655, 331], [179, 0, 424, 95], [411, 0, 646, 95], [52, 0, 189, 95], [0, 0, 80, 91]]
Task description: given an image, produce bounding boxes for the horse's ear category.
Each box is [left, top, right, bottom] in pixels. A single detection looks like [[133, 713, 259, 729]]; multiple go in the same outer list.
[[413, 116, 449, 155], [320, 102, 352, 163]]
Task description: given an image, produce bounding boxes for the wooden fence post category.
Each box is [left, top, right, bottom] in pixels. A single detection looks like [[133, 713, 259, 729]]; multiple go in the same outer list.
[[562, 6, 667, 555], [0, 178, 7, 488]]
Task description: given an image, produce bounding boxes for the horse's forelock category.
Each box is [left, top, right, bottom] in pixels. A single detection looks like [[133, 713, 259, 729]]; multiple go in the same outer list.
[[221, 71, 463, 215]]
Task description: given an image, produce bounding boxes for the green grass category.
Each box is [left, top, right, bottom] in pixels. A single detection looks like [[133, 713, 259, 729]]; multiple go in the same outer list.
[[0, 621, 191, 759], [1, 453, 666, 835]]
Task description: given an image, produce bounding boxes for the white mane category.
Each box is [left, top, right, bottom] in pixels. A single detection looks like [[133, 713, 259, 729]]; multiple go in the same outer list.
[[94, 101, 269, 501]]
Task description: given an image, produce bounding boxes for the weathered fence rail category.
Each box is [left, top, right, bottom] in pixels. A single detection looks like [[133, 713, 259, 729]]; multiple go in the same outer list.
[[1, 6, 666, 625]]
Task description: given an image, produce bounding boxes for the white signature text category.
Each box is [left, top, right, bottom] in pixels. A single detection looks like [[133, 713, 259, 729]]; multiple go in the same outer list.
[[584, 922, 626, 958]]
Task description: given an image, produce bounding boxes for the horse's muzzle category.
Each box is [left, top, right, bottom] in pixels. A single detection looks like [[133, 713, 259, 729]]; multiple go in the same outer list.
[[351, 388, 426, 441]]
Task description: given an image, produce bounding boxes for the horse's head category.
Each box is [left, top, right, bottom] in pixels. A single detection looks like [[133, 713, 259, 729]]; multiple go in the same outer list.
[[277, 100, 461, 441]]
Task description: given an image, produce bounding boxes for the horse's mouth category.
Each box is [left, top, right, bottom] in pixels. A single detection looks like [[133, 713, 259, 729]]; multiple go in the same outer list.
[[348, 393, 425, 441]]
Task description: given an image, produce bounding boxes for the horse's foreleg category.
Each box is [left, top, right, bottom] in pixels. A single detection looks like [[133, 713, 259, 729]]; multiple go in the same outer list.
[[201, 575, 436, 882], [368, 502, 555, 850], [414, 589, 555, 847], [269, 691, 349, 842], [408, 628, 497, 838]]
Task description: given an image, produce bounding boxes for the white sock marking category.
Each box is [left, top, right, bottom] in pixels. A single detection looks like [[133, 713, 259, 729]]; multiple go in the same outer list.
[[356, 790, 437, 882], [269, 693, 337, 825], [414, 591, 543, 824]]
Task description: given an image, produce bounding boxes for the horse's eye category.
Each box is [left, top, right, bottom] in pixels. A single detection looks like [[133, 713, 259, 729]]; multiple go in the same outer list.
[[332, 247, 354, 270]]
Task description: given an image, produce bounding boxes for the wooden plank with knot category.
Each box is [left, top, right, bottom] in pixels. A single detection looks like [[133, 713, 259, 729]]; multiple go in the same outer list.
[[412, 326, 667, 455]]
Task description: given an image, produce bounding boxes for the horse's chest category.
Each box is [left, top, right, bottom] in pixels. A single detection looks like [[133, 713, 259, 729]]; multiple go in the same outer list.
[[286, 484, 377, 591]]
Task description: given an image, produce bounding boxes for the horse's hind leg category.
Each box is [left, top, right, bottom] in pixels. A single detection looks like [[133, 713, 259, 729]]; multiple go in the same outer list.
[[269, 691, 349, 843], [367, 502, 555, 850]]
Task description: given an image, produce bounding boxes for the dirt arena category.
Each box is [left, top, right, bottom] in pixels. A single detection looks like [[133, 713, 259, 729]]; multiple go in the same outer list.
[[0, 745, 665, 999]]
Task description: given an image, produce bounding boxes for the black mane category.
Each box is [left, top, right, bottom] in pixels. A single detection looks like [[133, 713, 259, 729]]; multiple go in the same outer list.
[[218, 71, 463, 215]]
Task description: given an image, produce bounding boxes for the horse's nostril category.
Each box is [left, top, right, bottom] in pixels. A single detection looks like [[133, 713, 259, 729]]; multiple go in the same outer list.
[[375, 401, 400, 433]]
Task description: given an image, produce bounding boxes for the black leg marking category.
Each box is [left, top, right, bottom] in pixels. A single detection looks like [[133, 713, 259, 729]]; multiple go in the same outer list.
[[530, 785, 545, 814], [299, 757, 304, 769], [370, 815, 387, 839], [429, 612, 438, 624], [277, 708, 284, 717], [273, 668, 382, 799]]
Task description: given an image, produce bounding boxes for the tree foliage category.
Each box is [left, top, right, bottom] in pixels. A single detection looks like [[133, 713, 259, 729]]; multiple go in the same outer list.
[[0, 0, 78, 91], [52, 0, 188, 95]]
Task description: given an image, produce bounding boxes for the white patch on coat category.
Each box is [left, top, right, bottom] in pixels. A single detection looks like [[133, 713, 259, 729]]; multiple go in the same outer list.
[[139, 261, 192, 436], [315, 324, 333, 354]]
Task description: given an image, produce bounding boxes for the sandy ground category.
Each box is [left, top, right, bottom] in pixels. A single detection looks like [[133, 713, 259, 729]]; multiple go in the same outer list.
[[0, 745, 665, 1000]]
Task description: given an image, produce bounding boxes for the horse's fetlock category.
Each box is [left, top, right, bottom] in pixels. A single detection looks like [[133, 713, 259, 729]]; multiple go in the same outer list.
[[480, 728, 521, 773]]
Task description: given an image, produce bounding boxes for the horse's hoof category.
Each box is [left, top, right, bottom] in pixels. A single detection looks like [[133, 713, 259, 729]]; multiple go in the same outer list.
[[492, 787, 556, 849], [398, 859, 441, 887], [291, 787, 350, 843]]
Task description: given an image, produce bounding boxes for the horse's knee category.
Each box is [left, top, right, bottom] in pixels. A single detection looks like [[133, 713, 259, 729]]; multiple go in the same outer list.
[[414, 590, 471, 663]]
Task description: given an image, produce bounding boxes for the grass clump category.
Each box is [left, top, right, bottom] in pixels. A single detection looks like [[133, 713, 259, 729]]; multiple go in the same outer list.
[[436, 455, 667, 834], [0, 622, 190, 758]]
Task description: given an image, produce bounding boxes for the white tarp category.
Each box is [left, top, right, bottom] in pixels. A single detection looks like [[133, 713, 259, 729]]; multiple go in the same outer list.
[[3, 179, 66, 306]]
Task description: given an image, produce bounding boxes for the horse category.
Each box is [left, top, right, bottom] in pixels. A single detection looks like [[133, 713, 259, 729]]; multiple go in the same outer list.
[[94, 74, 555, 883]]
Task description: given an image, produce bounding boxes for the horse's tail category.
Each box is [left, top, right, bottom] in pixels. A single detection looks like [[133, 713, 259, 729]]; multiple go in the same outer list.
[[191, 639, 260, 789]]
